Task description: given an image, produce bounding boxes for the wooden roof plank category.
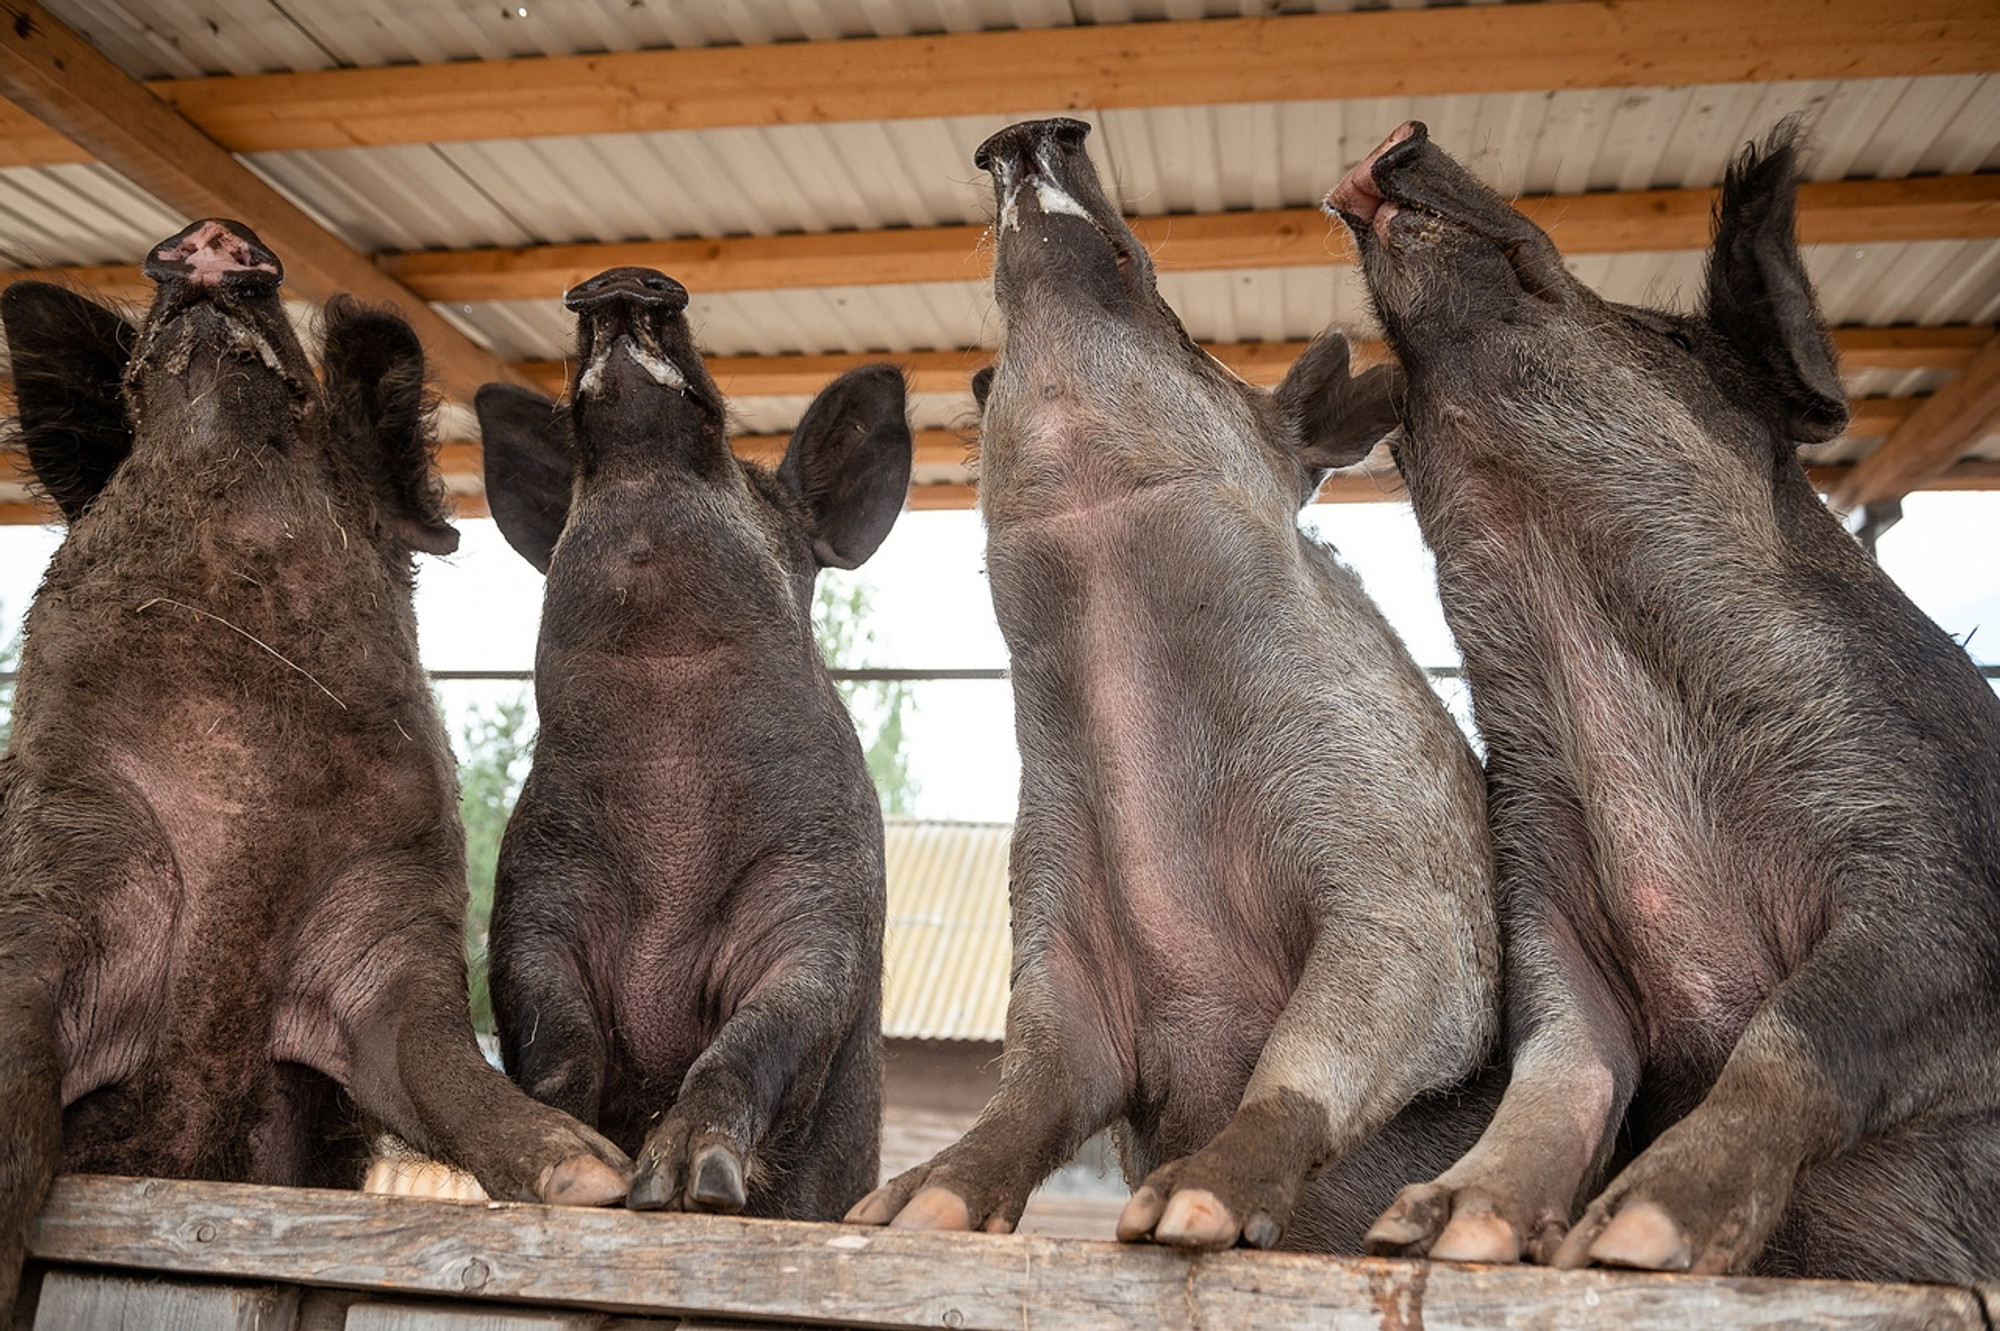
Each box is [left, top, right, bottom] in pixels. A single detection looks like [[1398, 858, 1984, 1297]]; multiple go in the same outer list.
[[365, 175, 2000, 303], [0, 1, 523, 401], [21, 177, 1999, 306], [1828, 333, 2000, 508], [131, 2, 2000, 155]]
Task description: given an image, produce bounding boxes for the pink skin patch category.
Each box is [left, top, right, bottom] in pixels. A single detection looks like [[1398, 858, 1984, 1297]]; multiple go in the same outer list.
[[1328, 122, 1418, 243], [154, 221, 281, 288]]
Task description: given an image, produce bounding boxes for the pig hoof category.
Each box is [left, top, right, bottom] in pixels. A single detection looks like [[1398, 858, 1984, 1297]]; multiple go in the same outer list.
[[1153, 1189, 1239, 1250], [690, 1145, 747, 1213], [844, 1187, 898, 1226], [1115, 1186, 1167, 1243], [626, 1161, 681, 1211], [982, 1214, 1015, 1235], [538, 1155, 629, 1208], [1587, 1202, 1691, 1271], [1242, 1211, 1281, 1250], [889, 1186, 972, 1231], [1430, 1209, 1522, 1264]]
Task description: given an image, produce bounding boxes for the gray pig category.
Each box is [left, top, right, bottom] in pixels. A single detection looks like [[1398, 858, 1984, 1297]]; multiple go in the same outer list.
[[0, 219, 632, 1310], [845, 118, 1502, 1252], [1337, 122, 2000, 1282], [475, 266, 910, 1220]]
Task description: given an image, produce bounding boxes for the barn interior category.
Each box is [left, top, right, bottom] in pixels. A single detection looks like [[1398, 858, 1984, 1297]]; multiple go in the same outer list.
[[1, 2, 1997, 1326]]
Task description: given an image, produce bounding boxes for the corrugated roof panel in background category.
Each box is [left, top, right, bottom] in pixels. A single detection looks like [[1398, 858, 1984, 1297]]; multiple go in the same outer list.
[[881, 818, 1012, 1042], [0, 164, 184, 268]]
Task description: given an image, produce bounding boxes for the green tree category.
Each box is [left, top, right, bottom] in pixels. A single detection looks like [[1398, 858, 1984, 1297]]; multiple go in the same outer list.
[[813, 574, 918, 815], [456, 692, 535, 1036]]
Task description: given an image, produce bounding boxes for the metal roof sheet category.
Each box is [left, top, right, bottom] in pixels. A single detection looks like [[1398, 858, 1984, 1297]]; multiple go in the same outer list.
[[882, 818, 1012, 1042]]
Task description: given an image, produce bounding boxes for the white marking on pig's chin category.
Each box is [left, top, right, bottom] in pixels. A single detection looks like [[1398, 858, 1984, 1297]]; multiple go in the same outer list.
[[1031, 178, 1095, 225], [577, 336, 688, 396]]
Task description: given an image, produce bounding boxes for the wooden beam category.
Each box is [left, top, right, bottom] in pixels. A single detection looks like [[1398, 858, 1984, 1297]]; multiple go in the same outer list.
[[126, 3, 2000, 155], [0, 93, 82, 165], [0, 1, 523, 402], [1828, 333, 2000, 508], [369, 175, 2000, 304], [23, 1176, 1986, 1328], [23, 172, 2000, 309]]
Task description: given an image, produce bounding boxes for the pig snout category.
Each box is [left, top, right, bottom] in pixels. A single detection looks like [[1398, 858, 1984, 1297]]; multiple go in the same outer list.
[[974, 116, 1091, 182], [143, 218, 284, 292], [1328, 121, 1427, 234], [564, 267, 690, 316]]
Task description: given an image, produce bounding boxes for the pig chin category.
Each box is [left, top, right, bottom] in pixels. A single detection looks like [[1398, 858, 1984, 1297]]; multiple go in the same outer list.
[[135, 301, 312, 414]]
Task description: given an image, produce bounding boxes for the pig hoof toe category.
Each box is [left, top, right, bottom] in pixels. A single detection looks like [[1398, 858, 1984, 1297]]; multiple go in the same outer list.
[[690, 1146, 747, 1213], [1153, 1189, 1239, 1249], [982, 1214, 1015, 1235], [1588, 1202, 1691, 1271], [844, 1188, 897, 1226], [1430, 1209, 1522, 1264], [1115, 1186, 1167, 1243], [626, 1165, 678, 1211], [890, 1187, 972, 1231], [538, 1155, 629, 1208], [1242, 1211, 1281, 1250]]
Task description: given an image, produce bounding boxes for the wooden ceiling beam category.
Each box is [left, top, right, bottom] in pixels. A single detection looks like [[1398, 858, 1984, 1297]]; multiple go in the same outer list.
[[370, 175, 2000, 304], [20, 177, 1996, 307], [124, 3, 2000, 155], [0, 1, 523, 402], [1827, 333, 2000, 509]]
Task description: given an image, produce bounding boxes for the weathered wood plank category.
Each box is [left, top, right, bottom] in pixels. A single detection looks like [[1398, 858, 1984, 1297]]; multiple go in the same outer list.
[[22, 1177, 1987, 1331], [343, 1303, 623, 1330], [31, 1269, 298, 1331]]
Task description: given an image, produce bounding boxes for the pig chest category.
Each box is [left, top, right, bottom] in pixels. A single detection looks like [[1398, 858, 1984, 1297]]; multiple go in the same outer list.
[[989, 503, 1313, 1110], [1425, 478, 1805, 1073]]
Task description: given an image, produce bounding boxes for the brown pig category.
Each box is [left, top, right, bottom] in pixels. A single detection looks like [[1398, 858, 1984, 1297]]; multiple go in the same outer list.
[[1337, 122, 2000, 1282], [846, 118, 1504, 1253], [0, 219, 630, 1309]]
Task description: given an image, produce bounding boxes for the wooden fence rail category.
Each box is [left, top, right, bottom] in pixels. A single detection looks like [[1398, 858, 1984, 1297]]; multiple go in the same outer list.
[[17, 1175, 1997, 1330]]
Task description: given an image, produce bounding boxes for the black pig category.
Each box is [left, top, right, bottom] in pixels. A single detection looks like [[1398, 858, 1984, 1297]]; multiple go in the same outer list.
[[847, 119, 1503, 1252], [476, 266, 908, 1220], [1337, 122, 2000, 1282], [0, 219, 632, 1309]]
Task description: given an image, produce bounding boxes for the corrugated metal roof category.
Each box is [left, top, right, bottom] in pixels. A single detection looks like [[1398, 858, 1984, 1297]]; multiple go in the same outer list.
[[882, 818, 1011, 1042], [1, 6, 1992, 465]]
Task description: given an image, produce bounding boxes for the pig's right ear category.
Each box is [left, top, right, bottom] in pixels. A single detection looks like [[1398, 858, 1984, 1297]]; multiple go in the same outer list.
[[778, 364, 913, 570], [1274, 331, 1403, 475], [0, 282, 137, 522], [1702, 126, 1848, 443], [476, 383, 575, 574]]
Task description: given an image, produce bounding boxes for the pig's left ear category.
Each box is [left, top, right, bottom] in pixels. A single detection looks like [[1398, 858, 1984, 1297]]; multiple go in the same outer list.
[[1, 281, 138, 522], [1702, 126, 1848, 444], [1274, 331, 1403, 474], [320, 296, 460, 555], [778, 364, 913, 569]]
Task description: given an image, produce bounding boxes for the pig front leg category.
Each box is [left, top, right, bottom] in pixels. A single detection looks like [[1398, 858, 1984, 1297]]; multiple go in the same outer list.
[[490, 883, 607, 1128], [1116, 908, 1494, 1252], [846, 946, 1128, 1233], [299, 858, 632, 1207], [0, 964, 62, 1311], [625, 945, 867, 1215], [1365, 785, 1642, 1265], [1553, 908, 2000, 1276]]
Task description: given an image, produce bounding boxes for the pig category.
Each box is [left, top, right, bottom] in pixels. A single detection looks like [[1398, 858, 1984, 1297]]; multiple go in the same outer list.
[[844, 117, 1504, 1252], [1335, 122, 2000, 1283], [473, 265, 909, 1220], [0, 218, 633, 1308]]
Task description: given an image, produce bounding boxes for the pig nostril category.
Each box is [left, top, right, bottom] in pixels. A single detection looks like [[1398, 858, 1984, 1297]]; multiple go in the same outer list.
[[1046, 117, 1091, 147]]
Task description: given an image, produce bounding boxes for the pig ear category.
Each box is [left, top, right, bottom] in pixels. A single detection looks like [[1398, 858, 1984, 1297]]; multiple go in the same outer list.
[[1274, 331, 1404, 473], [476, 383, 574, 575], [1703, 125, 1848, 444], [777, 364, 913, 570], [319, 296, 460, 556], [1, 281, 137, 522]]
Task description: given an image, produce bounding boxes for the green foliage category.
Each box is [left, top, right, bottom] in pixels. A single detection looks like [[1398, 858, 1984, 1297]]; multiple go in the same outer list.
[[456, 692, 535, 1036], [0, 619, 16, 752], [813, 574, 918, 816]]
